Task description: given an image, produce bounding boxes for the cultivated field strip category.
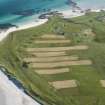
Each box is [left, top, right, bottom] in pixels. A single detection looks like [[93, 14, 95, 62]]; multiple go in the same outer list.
[[29, 51, 67, 57], [34, 40, 71, 44], [40, 34, 65, 39], [24, 56, 79, 63], [100, 80, 105, 87], [26, 45, 88, 52], [35, 68, 70, 75], [25, 34, 92, 90], [30, 60, 92, 68], [49, 80, 77, 89]]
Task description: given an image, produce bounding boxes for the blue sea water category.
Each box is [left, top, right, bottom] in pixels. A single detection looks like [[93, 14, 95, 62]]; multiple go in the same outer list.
[[0, 0, 105, 26], [0, 0, 70, 25]]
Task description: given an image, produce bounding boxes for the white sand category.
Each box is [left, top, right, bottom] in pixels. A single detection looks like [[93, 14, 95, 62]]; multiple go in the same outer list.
[[0, 70, 40, 105]]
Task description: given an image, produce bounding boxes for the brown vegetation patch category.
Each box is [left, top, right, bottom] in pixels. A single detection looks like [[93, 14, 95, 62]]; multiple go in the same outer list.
[[30, 60, 92, 68], [34, 40, 71, 44], [35, 68, 70, 75], [40, 34, 65, 39], [26, 45, 88, 52], [49, 80, 77, 89], [82, 29, 95, 36], [100, 80, 105, 87], [24, 56, 79, 63]]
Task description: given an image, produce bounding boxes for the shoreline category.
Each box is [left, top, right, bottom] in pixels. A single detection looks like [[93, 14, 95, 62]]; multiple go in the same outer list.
[[0, 8, 104, 42], [0, 19, 48, 42]]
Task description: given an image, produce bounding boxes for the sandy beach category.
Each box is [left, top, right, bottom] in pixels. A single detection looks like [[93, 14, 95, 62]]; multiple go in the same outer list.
[[61, 9, 85, 18]]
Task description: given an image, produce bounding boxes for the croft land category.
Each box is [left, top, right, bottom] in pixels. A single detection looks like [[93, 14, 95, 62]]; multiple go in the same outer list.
[[0, 11, 105, 105]]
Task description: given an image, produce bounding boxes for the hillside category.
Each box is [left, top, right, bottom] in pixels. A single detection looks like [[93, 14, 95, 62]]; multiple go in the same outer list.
[[0, 11, 105, 105]]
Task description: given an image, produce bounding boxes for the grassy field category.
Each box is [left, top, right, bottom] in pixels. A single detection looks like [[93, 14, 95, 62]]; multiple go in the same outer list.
[[1, 11, 105, 105]]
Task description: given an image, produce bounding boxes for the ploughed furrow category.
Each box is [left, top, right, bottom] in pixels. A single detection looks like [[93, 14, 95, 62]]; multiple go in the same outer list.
[[25, 34, 92, 90], [34, 40, 71, 44], [28, 51, 66, 57], [26, 45, 88, 52], [40, 34, 65, 39], [49, 80, 77, 89], [24, 56, 79, 63], [100, 80, 105, 87], [30, 60, 92, 68]]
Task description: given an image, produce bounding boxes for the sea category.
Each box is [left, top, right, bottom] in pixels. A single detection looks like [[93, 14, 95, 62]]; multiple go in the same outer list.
[[0, 0, 105, 27]]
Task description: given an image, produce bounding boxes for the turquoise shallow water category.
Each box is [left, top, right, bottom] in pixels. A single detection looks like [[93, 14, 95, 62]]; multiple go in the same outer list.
[[0, 0, 70, 25], [0, 0, 105, 26]]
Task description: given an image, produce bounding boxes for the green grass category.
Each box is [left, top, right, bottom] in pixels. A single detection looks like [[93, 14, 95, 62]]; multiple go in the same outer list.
[[0, 11, 105, 105]]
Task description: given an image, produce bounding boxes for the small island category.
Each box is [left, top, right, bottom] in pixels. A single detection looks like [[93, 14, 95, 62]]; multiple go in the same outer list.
[[0, 10, 105, 105]]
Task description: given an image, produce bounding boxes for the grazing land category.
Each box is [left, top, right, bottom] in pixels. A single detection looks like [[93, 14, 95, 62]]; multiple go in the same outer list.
[[1, 11, 105, 105]]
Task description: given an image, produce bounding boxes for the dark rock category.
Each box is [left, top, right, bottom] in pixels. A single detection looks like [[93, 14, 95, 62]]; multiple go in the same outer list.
[[13, 9, 35, 16], [38, 11, 62, 19], [0, 23, 17, 29]]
